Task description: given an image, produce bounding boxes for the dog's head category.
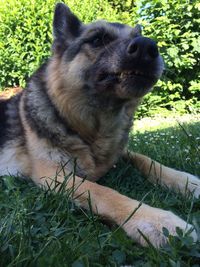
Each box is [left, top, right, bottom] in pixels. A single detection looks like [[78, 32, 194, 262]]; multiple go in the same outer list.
[[49, 3, 163, 108]]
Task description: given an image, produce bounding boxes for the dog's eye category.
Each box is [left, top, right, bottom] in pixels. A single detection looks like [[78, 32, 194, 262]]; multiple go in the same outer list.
[[91, 37, 104, 47], [88, 33, 111, 48]]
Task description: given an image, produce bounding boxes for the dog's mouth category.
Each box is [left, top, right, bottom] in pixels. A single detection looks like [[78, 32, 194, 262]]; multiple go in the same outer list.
[[93, 68, 159, 99], [97, 69, 156, 83]]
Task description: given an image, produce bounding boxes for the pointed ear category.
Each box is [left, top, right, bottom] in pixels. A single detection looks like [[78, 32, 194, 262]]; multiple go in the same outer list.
[[53, 3, 82, 52], [131, 24, 142, 38]]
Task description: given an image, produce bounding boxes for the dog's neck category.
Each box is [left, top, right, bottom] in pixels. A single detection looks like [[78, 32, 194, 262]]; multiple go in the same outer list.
[[45, 56, 139, 143]]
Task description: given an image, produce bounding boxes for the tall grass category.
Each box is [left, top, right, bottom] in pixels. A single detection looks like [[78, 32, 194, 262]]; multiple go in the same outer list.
[[0, 115, 200, 266]]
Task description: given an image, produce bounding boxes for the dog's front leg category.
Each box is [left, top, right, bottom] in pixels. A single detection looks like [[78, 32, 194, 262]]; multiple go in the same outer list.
[[31, 159, 196, 247], [122, 150, 200, 198]]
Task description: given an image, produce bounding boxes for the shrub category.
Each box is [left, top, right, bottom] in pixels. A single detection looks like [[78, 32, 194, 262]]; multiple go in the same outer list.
[[0, 0, 132, 88], [0, 0, 53, 87], [136, 0, 200, 116]]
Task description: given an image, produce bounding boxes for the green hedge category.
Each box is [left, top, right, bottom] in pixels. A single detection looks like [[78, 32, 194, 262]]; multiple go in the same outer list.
[[0, 0, 199, 116], [0, 0, 52, 87], [0, 0, 131, 88], [137, 0, 200, 116]]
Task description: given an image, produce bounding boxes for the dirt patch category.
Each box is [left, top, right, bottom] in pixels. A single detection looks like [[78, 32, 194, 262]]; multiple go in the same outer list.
[[0, 87, 22, 100]]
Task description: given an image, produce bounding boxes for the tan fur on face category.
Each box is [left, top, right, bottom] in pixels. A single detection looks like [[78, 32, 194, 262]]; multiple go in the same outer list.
[[46, 55, 97, 139], [45, 20, 136, 135]]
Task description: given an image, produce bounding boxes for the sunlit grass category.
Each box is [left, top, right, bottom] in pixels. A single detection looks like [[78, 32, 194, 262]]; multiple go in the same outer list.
[[0, 114, 200, 266]]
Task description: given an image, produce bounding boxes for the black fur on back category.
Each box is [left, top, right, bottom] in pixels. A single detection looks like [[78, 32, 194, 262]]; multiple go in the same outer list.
[[0, 99, 9, 148], [0, 94, 23, 148]]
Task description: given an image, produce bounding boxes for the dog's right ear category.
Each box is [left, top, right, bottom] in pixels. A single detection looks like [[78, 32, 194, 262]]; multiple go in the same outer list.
[[53, 3, 82, 53], [131, 24, 142, 38]]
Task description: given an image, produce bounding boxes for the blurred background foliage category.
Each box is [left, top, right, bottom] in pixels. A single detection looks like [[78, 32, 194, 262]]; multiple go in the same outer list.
[[0, 0, 199, 117]]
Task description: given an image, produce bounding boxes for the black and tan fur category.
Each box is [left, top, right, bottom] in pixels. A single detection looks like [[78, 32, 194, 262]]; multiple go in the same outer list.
[[0, 3, 199, 247]]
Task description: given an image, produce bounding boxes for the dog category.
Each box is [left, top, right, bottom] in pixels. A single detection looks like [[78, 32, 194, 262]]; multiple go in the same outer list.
[[0, 3, 199, 247]]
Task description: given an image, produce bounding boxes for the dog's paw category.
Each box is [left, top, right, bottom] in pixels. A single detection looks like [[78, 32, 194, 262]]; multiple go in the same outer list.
[[123, 205, 197, 248]]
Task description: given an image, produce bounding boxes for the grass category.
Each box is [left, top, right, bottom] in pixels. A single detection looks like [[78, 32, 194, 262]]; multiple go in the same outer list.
[[0, 114, 200, 267]]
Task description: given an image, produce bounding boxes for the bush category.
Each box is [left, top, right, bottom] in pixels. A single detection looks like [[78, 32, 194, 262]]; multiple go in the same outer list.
[[136, 0, 200, 116], [0, 0, 53, 87], [0, 0, 132, 88]]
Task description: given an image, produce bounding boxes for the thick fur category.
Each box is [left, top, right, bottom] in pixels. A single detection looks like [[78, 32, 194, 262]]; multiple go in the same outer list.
[[0, 3, 199, 247]]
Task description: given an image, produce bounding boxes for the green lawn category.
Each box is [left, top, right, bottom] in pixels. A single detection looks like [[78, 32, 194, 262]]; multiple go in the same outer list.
[[0, 114, 200, 267]]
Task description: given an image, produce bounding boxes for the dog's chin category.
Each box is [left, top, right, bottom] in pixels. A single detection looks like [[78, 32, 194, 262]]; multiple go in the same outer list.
[[94, 72, 158, 99], [116, 75, 157, 99]]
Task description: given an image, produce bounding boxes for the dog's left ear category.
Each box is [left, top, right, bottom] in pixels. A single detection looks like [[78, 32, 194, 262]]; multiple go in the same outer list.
[[53, 3, 82, 52]]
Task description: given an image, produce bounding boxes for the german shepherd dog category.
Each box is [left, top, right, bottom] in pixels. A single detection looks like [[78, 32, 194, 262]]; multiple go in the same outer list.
[[0, 3, 199, 247]]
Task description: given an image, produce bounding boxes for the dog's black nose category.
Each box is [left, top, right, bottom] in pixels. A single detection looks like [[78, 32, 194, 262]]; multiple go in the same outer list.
[[127, 37, 159, 60]]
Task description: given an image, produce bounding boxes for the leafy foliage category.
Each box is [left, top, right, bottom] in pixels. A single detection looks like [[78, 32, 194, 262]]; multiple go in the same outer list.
[[0, 0, 199, 116], [0, 0, 123, 88], [137, 0, 200, 116], [0, 0, 52, 87]]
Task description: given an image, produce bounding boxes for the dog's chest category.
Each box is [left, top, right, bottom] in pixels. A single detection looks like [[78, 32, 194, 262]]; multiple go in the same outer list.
[[92, 125, 128, 162], [83, 110, 132, 178]]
